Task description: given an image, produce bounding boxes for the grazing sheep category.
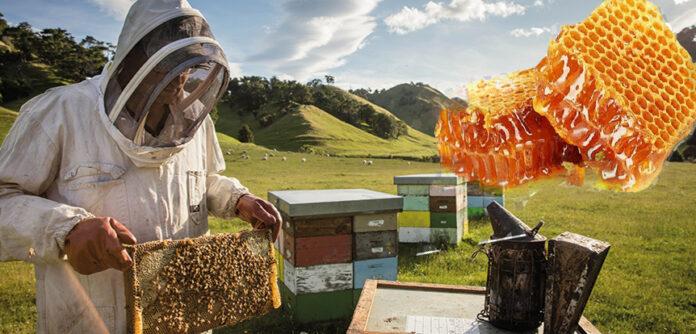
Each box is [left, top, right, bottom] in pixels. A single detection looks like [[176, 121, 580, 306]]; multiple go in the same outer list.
[[262, 156, 269, 161], [407, 161, 412, 165], [301, 158, 307, 163], [282, 157, 287, 161], [367, 160, 373, 165], [362, 160, 368, 165]]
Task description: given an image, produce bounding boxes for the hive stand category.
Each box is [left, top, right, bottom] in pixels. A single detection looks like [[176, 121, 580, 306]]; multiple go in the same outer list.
[[268, 189, 402, 324]]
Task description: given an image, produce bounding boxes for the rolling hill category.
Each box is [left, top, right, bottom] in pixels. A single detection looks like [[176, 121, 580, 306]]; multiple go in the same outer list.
[[216, 85, 438, 159], [359, 83, 464, 136], [253, 104, 436, 158]]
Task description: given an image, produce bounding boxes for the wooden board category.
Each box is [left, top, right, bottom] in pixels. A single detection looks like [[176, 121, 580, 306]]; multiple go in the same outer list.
[[283, 260, 353, 294], [348, 280, 602, 334], [275, 248, 285, 282], [353, 257, 398, 289], [467, 195, 485, 209], [397, 185, 430, 196], [268, 189, 403, 218], [393, 173, 463, 185], [429, 210, 466, 229], [429, 196, 465, 213], [283, 216, 352, 237], [429, 184, 466, 197], [430, 227, 462, 245], [284, 234, 352, 267], [354, 231, 398, 260], [397, 211, 430, 228], [403, 196, 429, 211], [280, 282, 354, 324], [354, 213, 398, 233], [353, 289, 363, 308], [397, 227, 431, 243]]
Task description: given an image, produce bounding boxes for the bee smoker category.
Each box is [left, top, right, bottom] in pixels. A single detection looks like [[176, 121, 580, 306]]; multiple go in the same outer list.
[[473, 202, 546, 331]]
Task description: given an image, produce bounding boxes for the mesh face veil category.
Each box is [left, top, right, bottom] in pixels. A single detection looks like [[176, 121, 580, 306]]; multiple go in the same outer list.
[[105, 16, 229, 147]]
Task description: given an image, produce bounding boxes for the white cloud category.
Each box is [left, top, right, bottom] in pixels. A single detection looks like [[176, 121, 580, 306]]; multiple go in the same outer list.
[[668, 6, 696, 32], [675, 0, 693, 4], [533, 0, 544, 7], [510, 26, 554, 37], [227, 62, 243, 79], [249, 0, 381, 81], [384, 0, 526, 34], [87, 0, 134, 20]]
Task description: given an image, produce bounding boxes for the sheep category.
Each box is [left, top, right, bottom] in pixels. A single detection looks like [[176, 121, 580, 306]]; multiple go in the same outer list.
[[367, 160, 373, 165], [282, 157, 287, 161], [301, 158, 307, 163]]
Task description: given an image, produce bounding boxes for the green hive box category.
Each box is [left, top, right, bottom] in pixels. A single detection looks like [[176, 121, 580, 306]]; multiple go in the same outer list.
[[280, 281, 354, 323]]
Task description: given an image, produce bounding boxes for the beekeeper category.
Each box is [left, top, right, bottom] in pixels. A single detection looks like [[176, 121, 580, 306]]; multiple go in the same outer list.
[[0, 0, 281, 332]]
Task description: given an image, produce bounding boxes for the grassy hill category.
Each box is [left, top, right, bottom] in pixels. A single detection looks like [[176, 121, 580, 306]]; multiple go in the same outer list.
[[361, 83, 463, 136], [216, 85, 438, 159], [252, 104, 436, 158]]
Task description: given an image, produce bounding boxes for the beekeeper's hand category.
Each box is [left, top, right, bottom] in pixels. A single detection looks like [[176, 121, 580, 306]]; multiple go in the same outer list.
[[235, 194, 282, 242], [64, 217, 137, 275]]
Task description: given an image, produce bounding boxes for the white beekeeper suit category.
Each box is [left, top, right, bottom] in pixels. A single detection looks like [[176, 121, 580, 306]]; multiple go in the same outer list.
[[0, 0, 250, 332]]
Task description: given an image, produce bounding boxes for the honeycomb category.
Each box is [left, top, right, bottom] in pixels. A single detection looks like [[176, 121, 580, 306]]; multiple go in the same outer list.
[[124, 230, 281, 334], [438, 0, 696, 191], [436, 69, 582, 187], [533, 0, 696, 191]]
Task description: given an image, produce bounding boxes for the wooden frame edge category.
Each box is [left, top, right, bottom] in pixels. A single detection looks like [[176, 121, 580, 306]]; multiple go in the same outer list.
[[347, 280, 601, 334]]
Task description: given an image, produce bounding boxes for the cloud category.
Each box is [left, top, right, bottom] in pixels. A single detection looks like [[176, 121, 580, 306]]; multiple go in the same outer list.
[[87, 0, 134, 20], [533, 0, 544, 6], [384, 0, 526, 34], [510, 26, 554, 37], [675, 0, 693, 4], [249, 0, 380, 81], [668, 5, 696, 32]]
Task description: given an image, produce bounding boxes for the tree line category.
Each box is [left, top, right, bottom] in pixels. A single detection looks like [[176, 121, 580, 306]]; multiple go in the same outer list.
[[0, 12, 113, 103], [225, 76, 408, 139]]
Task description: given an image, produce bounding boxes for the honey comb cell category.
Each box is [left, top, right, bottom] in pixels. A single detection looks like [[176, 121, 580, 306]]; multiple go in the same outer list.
[[437, 0, 696, 192], [436, 69, 582, 187], [534, 0, 696, 191]]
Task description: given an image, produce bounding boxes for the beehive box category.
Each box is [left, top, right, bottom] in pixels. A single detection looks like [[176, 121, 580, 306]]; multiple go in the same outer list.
[[467, 181, 505, 220], [348, 280, 602, 334], [394, 174, 467, 245], [268, 189, 402, 324], [124, 231, 280, 334]]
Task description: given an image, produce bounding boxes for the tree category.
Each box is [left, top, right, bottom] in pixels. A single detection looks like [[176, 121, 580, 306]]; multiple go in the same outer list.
[[324, 75, 335, 85], [238, 124, 254, 143]]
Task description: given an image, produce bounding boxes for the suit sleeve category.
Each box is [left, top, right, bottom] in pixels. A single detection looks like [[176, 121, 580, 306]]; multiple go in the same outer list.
[[0, 93, 94, 263], [203, 117, 250, 219]]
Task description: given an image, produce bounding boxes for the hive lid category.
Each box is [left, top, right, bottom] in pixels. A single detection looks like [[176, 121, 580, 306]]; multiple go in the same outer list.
[[393, 173, 463, 185], [268, 189, 403, 218]]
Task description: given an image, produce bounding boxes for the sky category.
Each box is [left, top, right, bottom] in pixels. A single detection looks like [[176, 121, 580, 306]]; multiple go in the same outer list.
[[2, 0, 695, 98]]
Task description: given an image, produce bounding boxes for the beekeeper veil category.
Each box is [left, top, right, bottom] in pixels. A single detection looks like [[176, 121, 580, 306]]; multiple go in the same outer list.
[[103, 1, 229, 149]]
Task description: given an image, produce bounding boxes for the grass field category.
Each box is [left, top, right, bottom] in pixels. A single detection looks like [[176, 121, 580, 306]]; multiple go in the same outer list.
[[0, 104, 695, 333]]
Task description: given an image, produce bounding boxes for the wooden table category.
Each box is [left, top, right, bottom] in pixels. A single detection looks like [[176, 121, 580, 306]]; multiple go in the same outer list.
[[348, 280, 602, 334]]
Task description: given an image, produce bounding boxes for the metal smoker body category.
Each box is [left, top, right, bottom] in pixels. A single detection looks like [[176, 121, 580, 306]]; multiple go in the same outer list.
[[476, 202, 547, 331], [482, 237, 546, 331]]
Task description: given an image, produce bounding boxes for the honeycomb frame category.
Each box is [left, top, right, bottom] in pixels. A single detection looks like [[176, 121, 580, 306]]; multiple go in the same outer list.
[[533, 0, 696, 191], [437, 69, 582, 187], [124, 230, 281, 334]]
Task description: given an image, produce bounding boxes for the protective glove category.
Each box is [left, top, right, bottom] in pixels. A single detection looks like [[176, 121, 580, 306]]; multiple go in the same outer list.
[[64, 217, 137, 275], [235, 194, 282, 242]]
